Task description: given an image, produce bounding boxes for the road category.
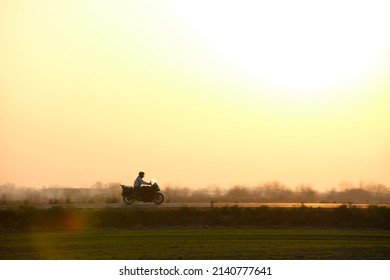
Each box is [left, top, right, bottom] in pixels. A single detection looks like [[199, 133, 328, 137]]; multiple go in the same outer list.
[[1, 202, 389, 209]]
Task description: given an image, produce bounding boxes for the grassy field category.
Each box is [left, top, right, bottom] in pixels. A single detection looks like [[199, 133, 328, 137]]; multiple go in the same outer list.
[[1, 228, 390, 260], [1, 206, 389, 260]]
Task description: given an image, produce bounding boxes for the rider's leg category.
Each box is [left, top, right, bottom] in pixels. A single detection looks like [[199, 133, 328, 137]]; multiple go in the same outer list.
[[134, 187, 141, 198]]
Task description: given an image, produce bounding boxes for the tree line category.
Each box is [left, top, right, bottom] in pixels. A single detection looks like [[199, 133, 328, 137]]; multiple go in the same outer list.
[[1, 181, 389, 204]]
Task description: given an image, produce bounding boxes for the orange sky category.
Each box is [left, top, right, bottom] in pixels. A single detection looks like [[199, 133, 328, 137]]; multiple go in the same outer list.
[[1, 0, 390, 190]]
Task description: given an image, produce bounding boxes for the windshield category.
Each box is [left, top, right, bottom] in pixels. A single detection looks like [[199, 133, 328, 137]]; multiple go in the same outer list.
[[151, 178, 157, 185]]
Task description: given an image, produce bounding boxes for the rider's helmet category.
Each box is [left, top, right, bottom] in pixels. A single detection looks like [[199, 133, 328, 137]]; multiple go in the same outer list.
[[139, 171, 145, 177]]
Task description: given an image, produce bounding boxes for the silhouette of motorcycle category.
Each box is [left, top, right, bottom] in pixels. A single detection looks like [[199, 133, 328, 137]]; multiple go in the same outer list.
[[121, 178, 164, 205]]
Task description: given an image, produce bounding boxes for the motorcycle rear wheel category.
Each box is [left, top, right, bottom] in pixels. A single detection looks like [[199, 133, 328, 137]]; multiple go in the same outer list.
[[123, 196, 135, 205], [152, 193, 164, 205]]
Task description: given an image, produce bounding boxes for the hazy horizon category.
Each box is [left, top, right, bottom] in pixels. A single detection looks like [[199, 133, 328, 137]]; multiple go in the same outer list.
[[2, 0, 390, 191], [1, 179, 388, 193]]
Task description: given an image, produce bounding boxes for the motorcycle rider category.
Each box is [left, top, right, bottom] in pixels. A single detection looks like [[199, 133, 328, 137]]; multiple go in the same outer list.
[[134, 171, 151, 197]]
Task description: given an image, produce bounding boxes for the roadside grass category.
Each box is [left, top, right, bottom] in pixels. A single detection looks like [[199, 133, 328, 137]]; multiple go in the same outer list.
[[1, 228, 389, 260], [1, 205, 389, 229], [1, 206, 389, 259]]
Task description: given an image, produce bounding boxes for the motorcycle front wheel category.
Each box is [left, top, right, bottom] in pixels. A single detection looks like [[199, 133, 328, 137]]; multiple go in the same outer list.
[[152, 193, 164, 205], [123, 196, 135, 205]]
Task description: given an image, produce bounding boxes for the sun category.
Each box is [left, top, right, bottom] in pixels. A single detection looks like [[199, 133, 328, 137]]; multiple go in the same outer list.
[[180, 0, 389, 105]]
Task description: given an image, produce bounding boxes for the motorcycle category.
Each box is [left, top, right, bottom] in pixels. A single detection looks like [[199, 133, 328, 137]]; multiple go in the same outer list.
[[121, 178, 164, 205]]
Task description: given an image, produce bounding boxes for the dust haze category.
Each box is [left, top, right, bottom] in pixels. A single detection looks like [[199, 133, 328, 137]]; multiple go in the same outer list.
[[1, 181, 389, 205]]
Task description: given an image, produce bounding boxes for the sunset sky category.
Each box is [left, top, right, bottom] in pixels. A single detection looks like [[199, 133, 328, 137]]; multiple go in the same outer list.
[[1, 0, 390, 191]]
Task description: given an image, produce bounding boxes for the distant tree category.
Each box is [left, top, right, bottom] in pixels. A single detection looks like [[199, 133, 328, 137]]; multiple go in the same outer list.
[[223, 185, 253, 202], [340, 188, 373, 203], [261, 181, 295, 202], [296, 184, 318, 202]]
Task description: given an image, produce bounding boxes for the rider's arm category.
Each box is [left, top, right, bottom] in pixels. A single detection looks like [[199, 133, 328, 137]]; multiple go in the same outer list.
[[135, 177, 151, 187], [134, 177, 145, 187], [141, 179, 149, 185]]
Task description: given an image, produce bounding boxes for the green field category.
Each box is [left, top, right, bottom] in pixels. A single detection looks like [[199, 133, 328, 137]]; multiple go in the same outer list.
[[1, 206, 389, 259], [1, 228, 389, 260]]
